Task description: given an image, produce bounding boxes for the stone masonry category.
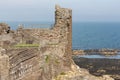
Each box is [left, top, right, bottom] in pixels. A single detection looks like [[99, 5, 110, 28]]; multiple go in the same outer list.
[[0, 47, 9, 80], [0, 5, 73, 80], [0, 5, 114, 80]]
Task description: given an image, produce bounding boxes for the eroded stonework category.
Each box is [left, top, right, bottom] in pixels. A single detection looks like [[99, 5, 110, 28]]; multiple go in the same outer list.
[[0, 5, 114, 80], [0, 47, 9, 80]]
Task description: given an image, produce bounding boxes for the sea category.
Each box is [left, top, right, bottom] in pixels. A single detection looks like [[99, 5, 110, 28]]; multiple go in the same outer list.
[[5, 21, 120, 50]]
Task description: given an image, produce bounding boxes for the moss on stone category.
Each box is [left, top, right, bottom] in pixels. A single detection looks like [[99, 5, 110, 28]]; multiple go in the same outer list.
[[45, 55, 50, 63], [14, 44, 39, 48], [55, 59, 60, 64], [60, 72, 66, 75]]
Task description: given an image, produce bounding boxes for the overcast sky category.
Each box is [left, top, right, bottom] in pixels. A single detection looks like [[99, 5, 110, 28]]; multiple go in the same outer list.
[[0, 0, 120, 22]]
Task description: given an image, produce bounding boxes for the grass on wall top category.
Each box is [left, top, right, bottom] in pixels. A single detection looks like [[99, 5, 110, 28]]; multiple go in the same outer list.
[[14, 43, 39, 48]]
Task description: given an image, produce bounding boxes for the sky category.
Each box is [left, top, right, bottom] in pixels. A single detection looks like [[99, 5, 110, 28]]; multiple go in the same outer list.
[[0, 0, 120, 22]]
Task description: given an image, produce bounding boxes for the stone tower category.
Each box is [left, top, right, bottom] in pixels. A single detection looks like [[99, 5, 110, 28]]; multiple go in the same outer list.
[[54, 5, 72, 66]]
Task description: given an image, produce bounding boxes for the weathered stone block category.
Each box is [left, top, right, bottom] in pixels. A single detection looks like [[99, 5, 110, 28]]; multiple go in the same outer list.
[[0, 47, 9, 80]]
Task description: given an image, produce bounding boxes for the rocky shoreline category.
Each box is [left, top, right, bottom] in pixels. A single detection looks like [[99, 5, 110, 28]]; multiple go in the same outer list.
[[73, 49, 119, 55], [73, 57, 120, 80]]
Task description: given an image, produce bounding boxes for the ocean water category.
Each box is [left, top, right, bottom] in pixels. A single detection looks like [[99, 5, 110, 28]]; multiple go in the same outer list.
[[5, 21, 120, 50], [74, 54, 120, 59], [73, 22, 120, 50]]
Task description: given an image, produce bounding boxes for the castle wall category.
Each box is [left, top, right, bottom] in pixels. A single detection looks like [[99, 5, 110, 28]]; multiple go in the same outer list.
[[6, 48, 38, 80], [54, 5, 72, 67], [0, 5, 114, 80], [0, 48, 9, 80], [1, 5, 73, 80]]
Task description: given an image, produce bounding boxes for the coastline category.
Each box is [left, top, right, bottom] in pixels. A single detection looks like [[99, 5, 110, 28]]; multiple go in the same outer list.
[[73, 49, 119, 55]]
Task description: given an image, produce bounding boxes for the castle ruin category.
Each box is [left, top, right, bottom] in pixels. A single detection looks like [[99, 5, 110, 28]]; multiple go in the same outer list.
[[0, 5, 114, 80], [0, 5, 73, 80]]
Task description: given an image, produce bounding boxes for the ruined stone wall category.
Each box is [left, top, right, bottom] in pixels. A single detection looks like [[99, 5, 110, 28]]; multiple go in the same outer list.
[[54, 5, 72, 67], [0, 5, 114, 80], [6, 48, 38, 80], [15, 27, 54, 44], [54, 5, 72, 51], [15, 5, 72, 53], [0, 47, 9, 80], [0, 23, 10, 35], [0, 23, 15, 48], [5, 5, 73, 80]]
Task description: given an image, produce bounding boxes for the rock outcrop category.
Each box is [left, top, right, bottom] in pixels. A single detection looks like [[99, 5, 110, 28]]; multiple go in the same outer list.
[[73, 49, 118, 55], [73, 57, 120, 80]]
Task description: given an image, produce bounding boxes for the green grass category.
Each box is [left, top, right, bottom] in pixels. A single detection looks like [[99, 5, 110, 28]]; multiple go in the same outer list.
[[45, 55, 50, 63], [60, 72, 66, 75], [14, 43, 39, 48], [55, 59, 60, 64]]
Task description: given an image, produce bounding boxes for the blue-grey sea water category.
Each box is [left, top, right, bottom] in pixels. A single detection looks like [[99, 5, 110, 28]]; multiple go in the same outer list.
[[73, 22, 120, 50], [6, 22, 120, 50], [75, 54, 120, 59]]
